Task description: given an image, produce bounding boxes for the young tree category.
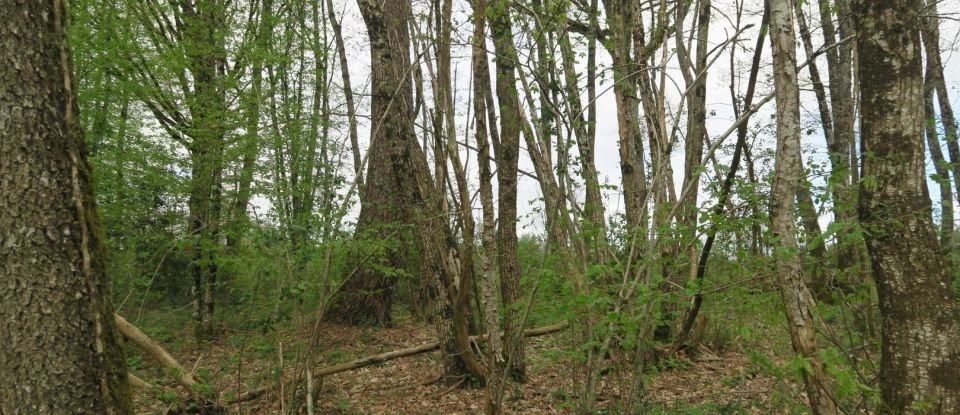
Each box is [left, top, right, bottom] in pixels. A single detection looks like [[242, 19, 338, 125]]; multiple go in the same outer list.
[[121, 0, 235, 340], [490, 0, 527, 382], [0, 1, 132, 412], [767, 0, 839, 413], [853, 0, 960, 411]]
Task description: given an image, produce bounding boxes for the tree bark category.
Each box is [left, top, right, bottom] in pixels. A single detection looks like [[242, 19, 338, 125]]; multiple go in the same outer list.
[[0, 1, 132, 412], [343, 0, 479, 383], [602, 0, 648, 238], [490, 0, 527, 382], [325, 0, 411, 326], [767, 0, 839, 413], [471, 2, 505, 409], [852, 0, 960, 411]]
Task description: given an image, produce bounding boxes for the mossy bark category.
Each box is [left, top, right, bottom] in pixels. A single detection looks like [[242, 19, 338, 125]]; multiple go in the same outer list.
[[0, 1, 132, 412]]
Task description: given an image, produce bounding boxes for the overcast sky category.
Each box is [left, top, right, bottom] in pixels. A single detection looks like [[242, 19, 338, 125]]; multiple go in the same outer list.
[[327, 0, 960, 237]]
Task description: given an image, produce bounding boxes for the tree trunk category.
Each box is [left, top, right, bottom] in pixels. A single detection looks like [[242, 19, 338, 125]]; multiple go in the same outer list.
[[324, 117, 404, 326], [603, 0, 647, 239], [471, 1, 505, 408], [490, 0, 527, 382], [767, 0, 840, 413], [343, 0, 478, 383], [920, 0, 958, 253], [182, 0, 228, 340], [815, 0, 867, 287], [327, 0, 363, 188], [558, 27, 605, 260], [325, 0, 410, 326], [0, 1, 132, 412], [919, 0, 960, 211], [793, 2, 836, 297], [923, 68, 954, 250], [852, 0, 960, 411]]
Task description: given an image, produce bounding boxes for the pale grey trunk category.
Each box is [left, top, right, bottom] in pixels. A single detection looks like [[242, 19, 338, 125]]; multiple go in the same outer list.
[[768, 0, 840, 413]]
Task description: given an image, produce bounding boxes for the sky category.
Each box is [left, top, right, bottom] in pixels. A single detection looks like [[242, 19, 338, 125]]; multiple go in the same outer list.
[[325, 0, 960, 238]]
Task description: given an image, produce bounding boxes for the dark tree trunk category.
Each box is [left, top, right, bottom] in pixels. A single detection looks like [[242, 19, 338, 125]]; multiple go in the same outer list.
[[0, 1, 132, 412], [490, 0, 527, 382], [853, 0, 960, 412], [325, 0, 417, 327], [325, 123, 405, 326], [181, 0, 228, 341], [331, 0, 479, 383]]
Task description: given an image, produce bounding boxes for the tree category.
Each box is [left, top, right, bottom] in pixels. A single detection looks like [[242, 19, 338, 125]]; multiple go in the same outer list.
[[490, 0, 528, 382], [0, 0, 132, 413], [339, 0, 483, 383], [767, 0, 839, 413], [852, 0, 960, 411], [121, 0, 236, 340], [324, 0, 410, 325]]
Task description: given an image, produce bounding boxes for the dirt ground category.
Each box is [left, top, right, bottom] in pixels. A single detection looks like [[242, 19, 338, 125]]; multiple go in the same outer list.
[[131, 316, 797, 414]]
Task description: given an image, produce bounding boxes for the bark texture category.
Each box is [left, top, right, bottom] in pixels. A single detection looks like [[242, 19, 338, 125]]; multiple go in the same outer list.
[[852, 0, 960, 412], [767, 1, 839, 413], [325, 0, 411, 327], [337, 0, 478, 382], [0, 1, 132, 413], [490, 0, 527, 382], [472, 1, 505, 409]]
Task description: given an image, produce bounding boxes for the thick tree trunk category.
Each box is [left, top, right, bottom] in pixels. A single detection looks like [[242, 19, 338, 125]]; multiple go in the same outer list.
[[324, 104, 404, 326], [853, 0, 960, 412], [0, 1, 132, 412], [341, 0, 477, 383], [767, 1, 839, 413], [324, 0, 410, 326]]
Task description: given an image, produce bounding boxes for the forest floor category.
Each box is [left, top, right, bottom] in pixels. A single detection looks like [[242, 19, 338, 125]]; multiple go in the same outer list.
[[128, 309, 809, 414]]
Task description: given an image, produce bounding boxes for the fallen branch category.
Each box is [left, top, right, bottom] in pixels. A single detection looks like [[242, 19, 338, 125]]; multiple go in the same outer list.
[[128, 372, 153, 389], [114, 314, 204, 396], [228, 322, 569, 404]]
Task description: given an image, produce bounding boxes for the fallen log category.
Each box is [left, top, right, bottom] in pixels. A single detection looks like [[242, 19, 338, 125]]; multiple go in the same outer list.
[[114, 314, 204, 396], [228, 321, 569, 404], [128, 372, 153, 389]]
